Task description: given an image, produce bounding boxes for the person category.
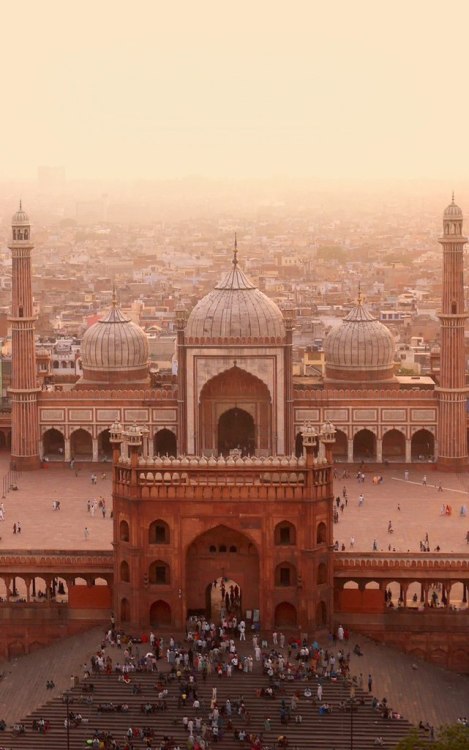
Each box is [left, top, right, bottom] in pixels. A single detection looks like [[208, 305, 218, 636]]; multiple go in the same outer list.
[[84, 527, 89, 540], [422, 475, 427, 486], [437, 482, 443, 492], [404, 470, 409, 481], [387, 521, 393, 534], [350, 536, 355, 548], [358, 493, 364, 506], [368, 674, 373, 693]]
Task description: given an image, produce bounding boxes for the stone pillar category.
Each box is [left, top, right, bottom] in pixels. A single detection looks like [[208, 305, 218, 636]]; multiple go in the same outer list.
[[405, 439, 412, 463], [347, 439, 354, 463], [92, 438, 99, 462], [64, 438, 71, 462], [376, 438, 383, 463]]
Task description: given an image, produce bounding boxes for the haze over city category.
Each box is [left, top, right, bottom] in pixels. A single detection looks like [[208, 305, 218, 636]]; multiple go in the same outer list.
[[2, 0, 469, 186]]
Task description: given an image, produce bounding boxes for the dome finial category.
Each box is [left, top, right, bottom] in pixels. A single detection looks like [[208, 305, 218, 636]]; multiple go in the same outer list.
[[233, 233, 238, 267], [112, 283, 117, 308], [357, 281, 363, 306], [19, 199, 22, 211], [452, 190, 455, 204]]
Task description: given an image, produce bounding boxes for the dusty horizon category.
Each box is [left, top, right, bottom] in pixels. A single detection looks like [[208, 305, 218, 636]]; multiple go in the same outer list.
[[2, 1, 469, 183]]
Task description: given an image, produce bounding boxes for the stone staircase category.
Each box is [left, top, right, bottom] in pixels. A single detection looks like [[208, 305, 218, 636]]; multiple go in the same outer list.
[[3, 659, 425, 749]]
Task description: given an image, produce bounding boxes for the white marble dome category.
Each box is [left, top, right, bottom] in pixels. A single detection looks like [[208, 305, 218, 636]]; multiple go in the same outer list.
[[185, 260, 285, 342], [81, 302, 149, 383], [324, 303, 396, 383]]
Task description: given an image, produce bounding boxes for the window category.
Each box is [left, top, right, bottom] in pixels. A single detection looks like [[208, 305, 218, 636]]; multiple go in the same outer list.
[[279, 567, 291, 586], [275, 562, 297, 587], [316, 522, 327, 545], [149, 520, 170, 544], [274, 521, 296, 546], [149, 561, 170, 585], [119, 520, 129, 542], [120, 560, 130, 583]]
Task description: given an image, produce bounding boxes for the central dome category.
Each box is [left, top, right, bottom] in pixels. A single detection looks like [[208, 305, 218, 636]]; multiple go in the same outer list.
[[185, 258, 285, 343], [80, 300, 149, 385], [324, 302, 396, 383]]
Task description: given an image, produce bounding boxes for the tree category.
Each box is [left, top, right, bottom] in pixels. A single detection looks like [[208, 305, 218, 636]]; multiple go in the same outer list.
[[394, 725, 469, 750]]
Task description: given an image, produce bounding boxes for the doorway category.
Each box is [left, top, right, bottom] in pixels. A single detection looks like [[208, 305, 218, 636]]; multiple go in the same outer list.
[[218, 408, 255, 456]]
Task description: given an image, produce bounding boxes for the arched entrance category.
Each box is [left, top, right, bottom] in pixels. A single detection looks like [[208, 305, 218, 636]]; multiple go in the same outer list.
[[150, 600, 172, 627], [411, 429, 435, 461], [353, 429, 376, 461], [218, 408, 255, 456], [154, 428, 177, 457], [186, 525, 259, 621], [382, 429, 405, 461], [332, 429, 348, 461], [42, 428, 65, 459], [98, 429, 112, 460], [206, 576, 242, 621], [70, 429, 92, 459], [199, 366, 271, 456]]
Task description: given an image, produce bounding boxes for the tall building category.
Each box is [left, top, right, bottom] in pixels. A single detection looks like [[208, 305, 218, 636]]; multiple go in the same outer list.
[[8, 205, 40, 469], [437, 196, 469, 468]]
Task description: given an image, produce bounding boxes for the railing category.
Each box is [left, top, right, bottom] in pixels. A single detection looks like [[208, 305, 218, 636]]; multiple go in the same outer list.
[[334, 552, 469, 573]]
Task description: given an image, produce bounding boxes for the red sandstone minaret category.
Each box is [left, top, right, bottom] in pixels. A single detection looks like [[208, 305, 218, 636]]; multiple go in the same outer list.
[[437, 195, 469, 468], [8, 204, 40, 469]]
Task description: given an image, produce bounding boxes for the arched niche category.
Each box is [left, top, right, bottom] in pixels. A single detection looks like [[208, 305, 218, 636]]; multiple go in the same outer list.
[[353, 429, 376, 461], [199, 366, 272, 456], [154, 429, 177, 457]]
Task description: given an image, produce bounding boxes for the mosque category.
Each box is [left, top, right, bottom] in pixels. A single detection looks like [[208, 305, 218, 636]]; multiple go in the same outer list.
[[6, 198, 469, 633]]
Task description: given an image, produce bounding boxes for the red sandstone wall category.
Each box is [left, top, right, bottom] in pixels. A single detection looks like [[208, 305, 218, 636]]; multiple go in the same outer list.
[[338, 589, 384, 613], [69, 585, 112, 609], [333, 611, 469, 673]]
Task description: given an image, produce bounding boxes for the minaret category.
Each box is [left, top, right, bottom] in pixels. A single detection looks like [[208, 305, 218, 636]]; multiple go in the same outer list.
[[437, 195, 469, 468], [8, 204, 41, 469]]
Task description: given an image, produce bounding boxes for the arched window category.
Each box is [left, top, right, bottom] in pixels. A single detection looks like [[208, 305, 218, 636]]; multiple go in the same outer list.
[[316, 522, 327, 545], [274, 521, 296, 546], [120, 560, 130, 583], [317, 562, 327, 585], [119, 520, 130, 542], [149, 560, 170, 585], [229, 545, 237, 553], [148, 520, 170, 544], [209, 545, 217, 553], [275, 562, 297, 587]]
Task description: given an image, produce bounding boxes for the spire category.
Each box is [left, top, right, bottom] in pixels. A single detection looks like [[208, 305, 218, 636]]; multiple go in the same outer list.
[[452, 191, 455, 204], [233, 233, 238, 267], [19, 199, 22, 211], [357, 281, 363, 306], [112, 284, 117, 308]]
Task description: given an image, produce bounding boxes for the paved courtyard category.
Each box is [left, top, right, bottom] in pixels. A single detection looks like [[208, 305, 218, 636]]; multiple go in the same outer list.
[[0, 456, 468, 556]]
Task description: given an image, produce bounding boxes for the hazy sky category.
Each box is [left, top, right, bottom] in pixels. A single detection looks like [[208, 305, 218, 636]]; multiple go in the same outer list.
[[2, 0, 469, 181]]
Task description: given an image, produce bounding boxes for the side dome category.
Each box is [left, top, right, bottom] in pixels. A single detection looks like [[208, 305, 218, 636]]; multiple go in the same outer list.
[[324, 303, 396, 383], [80, 301, 149, 385], [185, 256, 286, 342]]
